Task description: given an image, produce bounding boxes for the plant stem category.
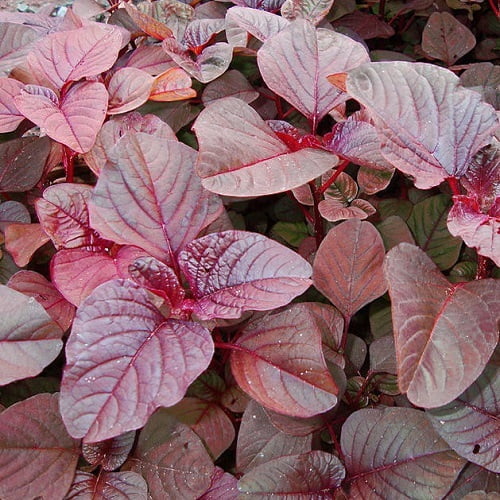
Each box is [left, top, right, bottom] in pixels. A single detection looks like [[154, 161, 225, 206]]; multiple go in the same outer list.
[[286, 191, 315, 224], [487, 0, 499, 17], [317, 159, 349, 195], [476, 255, 491, 279], [446, 176, 461, 196], [379, 0, 386, 19], [214, 342, 247, 353], [63, 146, 76, 183], [325, 419, 345, 462], [340, 315, 350, 351], [309, 181, 324, 248]]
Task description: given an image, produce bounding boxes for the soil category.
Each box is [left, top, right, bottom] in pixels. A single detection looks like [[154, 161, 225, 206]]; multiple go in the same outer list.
[[0, 0, 63, 13]]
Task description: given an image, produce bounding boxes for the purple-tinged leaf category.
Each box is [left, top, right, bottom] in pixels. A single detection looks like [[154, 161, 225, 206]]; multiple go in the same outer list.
[[323, 171, 358, 203], [238, 450, 345, 497], [4, 222, 50, 267], [236, 399, 312, 473], [194, 97, 335, 196], [51, 246, 146, 306], [377, 215, 415, 251], [65, 470, 147, 499], [342, 407, 465, 497], [0, 201, 30, 231], [427, 357, 499, 472], [124, 44, 175, 75], [313, 219, 387, 320], [179, 230, 312, 320], [0, 285, 63, 385], [84, 112, 176, 176], [225, 7, 289, 44], [126, 410, 214, 499], [183, 18, 225, 50], [202, 69, 259, 105], [318, 198, 376, 222], [0, 252, 20, 285], [26, 24, 122, 89], [0, 77, 24, 132], [369, 335, 397, 373], [199, 467, 238, 500], [15, 82, 108, 153], [162, 38, 233, 84], [129, 256, 185, 309], [460, 63, 500, 109], [90, 134, 220, 264], [230, 304, 338, 417], [82, 431, 136, 471], [233, 0, 285, 10], [60, 279, 214, 441], [385, 243, 499, 408], [0, 394, 80, 499], [0, 136, 50, 192], [35, 183, 103, 250], [264, 407, 330, 438], [346, 62, 498, 188], [8, 270, 75, 332], [258, 19, 369, 129], [281, 0, 333, 25], [333, 10, 395, 39], [0, 24, 39, 76], [107, 67, 155, 115], [407, 193, 462, 270], [446, 463, 500, 499], [167, 397, 235, 459], [422, 12, 476, 66]]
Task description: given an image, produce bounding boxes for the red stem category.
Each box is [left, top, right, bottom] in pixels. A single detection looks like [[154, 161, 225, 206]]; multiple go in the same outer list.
[[286, 191, 314, 224], [379, 0, 386, 19], [476, 255, 491, 280], [340, 315, 350, 351], [487, 0, 499, 17], [446, 177, 461, 196], [62, 146, 76, 183], [325, 420, 345, 462], [214, 342, 247, 353], [318, 160, 349, 195]]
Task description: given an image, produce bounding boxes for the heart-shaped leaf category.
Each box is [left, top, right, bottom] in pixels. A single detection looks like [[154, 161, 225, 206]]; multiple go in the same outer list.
[[258, 19, 369, 130], [179, 230, 312, 320], [60, 279, 214, 442], [15, 82, 108, 153], [82, 431, 136, 471], [341, 407, 465, 498], [202, 69, 259, 105], [346, 62, 498, 188], [0, 77, 24, 132], [313, 219, 387, 320], [90, 133, 220, 264], [385, 243, 499, 408], [230, 303, 338, 417], [4, 222, 50, 267], [0, 394, 80, 499], [194, 97, 335, 196], [0, 285, 63, 385]]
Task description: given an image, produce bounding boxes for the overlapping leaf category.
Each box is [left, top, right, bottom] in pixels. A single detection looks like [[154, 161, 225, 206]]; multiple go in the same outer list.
[[199, 467, 238, 500], [341, 407, 465, 498], [179, 230, 312, 320], [82, 431, 136, 471], [202, 69, 259, 105], [149, 67, 196, 102], [0, 77, 24, 132], [385, 243, 499, 407], [281, 0, 334, 25], [0, 23, 39, 76], [194, 97, 335, 196], [60, 280, 214, 442], [258, 19, 369, 129], [230, 303, 338, 417]]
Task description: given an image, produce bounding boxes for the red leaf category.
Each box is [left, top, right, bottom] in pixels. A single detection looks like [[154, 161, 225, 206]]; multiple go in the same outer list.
[[202, 69, 259, 106], [0, 23, 39, 76], [0, 285, 63, 384], [60, 279, 214, 441], [385, 243, 499, 407], [0, 394, 80, 499], [149, 67, 196, 102], [313, 219, 387, 319], [332, 10, 394, 39], [123, 3, 174, 40], [82, 431, 136, 471], [230, 303, 338, 417], [346, 62, 498, 188], [0, 77, 24, 132], [4, 222, 50, 267], [15, 82, 108, 153], [90, 134, 220, 264], [8, 270, 75, 331], [281, 0, 334, 25], [258, 19, 369, 128], [179, 230, 312, 320], [26, 24, 122, 89], [199, 467, 238, 500], [194, 97, 335, 196], [341, 407, 465, 498]]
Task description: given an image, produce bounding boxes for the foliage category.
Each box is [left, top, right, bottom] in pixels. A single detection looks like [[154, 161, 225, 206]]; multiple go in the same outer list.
[[0, 0, 498, 497]]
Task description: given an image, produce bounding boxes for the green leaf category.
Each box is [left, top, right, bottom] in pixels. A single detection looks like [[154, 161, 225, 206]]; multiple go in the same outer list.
[[378, 198, 413, 221], [369, 298, 393, 340], [271, 221, 309, 248], [407, 194, 462, 270]]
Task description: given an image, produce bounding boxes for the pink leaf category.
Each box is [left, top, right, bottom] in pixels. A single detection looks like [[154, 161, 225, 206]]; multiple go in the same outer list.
[[15, 81, 108, 153], [318, 198, 376, 222], [124, 44, 175, 75], [460, 62, 499, 109], [332, 10, 394, 39], [8, 270, 75, 331], [258, 19, 369, 129], [341, 407, 465, 498], [26, 24, 122, 89], [231, 0, 285, 12], [428, 358, 500, 473], [107, 67, 155, 115], [83, 112, 176, 175], [281, 0, 334, 25], [82, 431, 136, 471], [65, 470, 147, 499], [182, 19, 225, 50], [230, 304, 338, 417], [0, 77, 24, 132], [90, 134, 220, 264], [313, 219, 387, 319], [126, 410, 214, 498], [0, 23, 39, 76], [384, 243, 499, 407], [0, 394, 80, 499], [202, 69, 259, 105], [422, 12, 476, 66], [238, 451, 345, 495], [346, 62, 499, 188], [60, 279, 214, 441], [149, 67, 196, 102], [0, 285, 63, 384], [0, 136, 50, 192], [194, 97, 335, 196], [236, 399, 312, 473], [179, 230, 312, 320], [199, 467, 238, 500], [4, 223, 50, 267]]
